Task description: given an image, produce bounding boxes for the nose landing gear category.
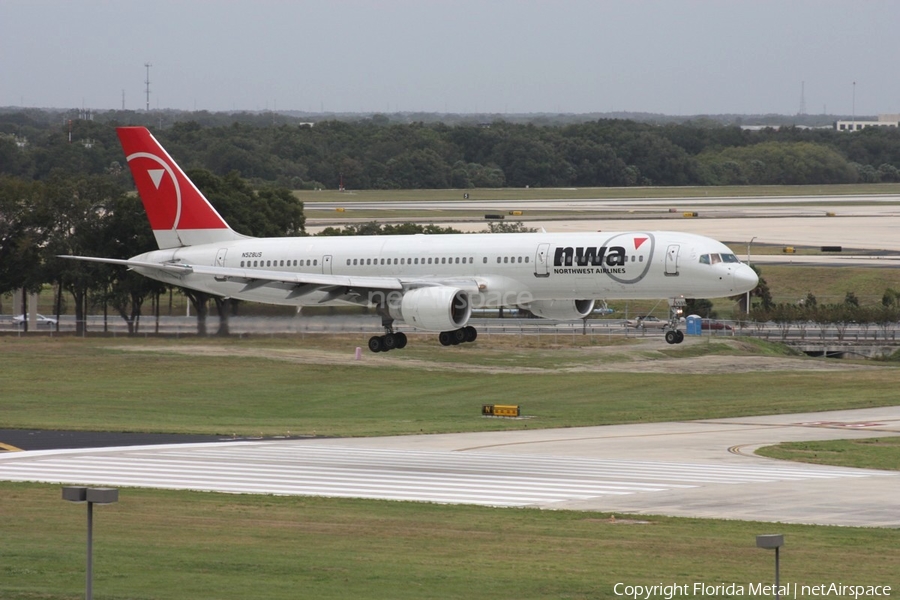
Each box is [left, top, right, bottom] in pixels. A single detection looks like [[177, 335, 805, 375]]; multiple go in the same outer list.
[[665, 329, 685, 344], [665, 297, 686, 344]]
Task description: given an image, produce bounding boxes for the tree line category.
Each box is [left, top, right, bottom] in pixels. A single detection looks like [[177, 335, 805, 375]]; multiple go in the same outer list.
[[744, 290, 900, 341], [0, 170, 303, 335], [3, 110, 900, 191]]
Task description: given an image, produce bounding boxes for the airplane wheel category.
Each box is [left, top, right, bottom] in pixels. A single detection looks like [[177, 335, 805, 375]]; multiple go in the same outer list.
[[439, 331, 453, 346], [464, 326, 477, 342], [675, 330, 685, 344], [383, 333, 398, 350], [395, 332, 408, 349], [452, 328, 467, 344], [368, 335, 384, 353], [665, 330, 677, 345]]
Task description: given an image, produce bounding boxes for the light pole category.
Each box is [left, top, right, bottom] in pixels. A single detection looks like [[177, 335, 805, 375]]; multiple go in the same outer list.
[[63, 487, 119, 600], [756, 534, 784, 600], [745, 237, 757, 313]]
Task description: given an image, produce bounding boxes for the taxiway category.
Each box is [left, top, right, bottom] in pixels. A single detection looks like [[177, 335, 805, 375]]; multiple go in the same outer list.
[[2, 407, 898, 527]]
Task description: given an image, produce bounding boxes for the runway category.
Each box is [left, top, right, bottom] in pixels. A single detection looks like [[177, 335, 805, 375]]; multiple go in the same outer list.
[[307, 193, 900, 251], [2, 406, 898, 527]]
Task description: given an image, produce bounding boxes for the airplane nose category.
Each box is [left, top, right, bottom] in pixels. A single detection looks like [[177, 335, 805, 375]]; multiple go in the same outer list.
[[734, 265, 759, 293]]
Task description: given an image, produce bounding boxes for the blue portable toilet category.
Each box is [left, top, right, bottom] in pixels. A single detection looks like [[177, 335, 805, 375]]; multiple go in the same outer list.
[[686, 314, 702, 336]]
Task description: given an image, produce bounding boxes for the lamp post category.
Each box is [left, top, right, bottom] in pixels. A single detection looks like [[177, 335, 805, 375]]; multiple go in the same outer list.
[[63, 487, 119, 600], [756, 534, 784, 600]]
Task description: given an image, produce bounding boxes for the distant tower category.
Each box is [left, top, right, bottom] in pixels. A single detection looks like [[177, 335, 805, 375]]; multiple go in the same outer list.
[[144, 63, 152, 111], [799, 81, 807, 115]]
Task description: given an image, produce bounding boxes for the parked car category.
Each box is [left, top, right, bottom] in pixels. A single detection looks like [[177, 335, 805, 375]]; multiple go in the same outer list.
[[701, 320, 733, 331], [13, 314, 58, 327], [625, 315, 670, 329]]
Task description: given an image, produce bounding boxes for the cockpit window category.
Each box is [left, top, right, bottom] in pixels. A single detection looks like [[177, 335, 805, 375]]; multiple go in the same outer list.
[[700, 253, 740, 265]]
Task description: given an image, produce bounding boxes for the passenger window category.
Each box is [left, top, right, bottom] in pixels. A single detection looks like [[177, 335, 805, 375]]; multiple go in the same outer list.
[[483, 257, 488, 264], [352, 259, 357, 265], [524, 257, 529, 263], [639, 256, 644, 262], [503, 257, 508, 263], [518, 257, 522, 263], [240, 261, 245, 267], [496, 257, 501, 263], [441, 257, 446, 264], [314, 259, 317, 266]]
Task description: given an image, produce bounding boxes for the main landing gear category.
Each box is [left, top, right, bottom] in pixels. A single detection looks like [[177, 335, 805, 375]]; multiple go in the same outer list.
[[368, 312, 479, 353], [368, 331, 408, 353], [369, 313, 408, 353], [438, 326, 478, 346]]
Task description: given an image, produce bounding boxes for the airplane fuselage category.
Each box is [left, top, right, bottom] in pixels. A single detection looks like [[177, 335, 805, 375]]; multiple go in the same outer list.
[[131, 230, 752, 309]]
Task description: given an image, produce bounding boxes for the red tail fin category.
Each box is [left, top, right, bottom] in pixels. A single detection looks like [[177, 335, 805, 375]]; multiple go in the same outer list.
[[117, 127, 244, 249]]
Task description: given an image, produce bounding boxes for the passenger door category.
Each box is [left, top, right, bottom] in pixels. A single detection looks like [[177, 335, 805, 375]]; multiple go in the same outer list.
[[534, 243, 550, 278], [665, 244, 679, 276]]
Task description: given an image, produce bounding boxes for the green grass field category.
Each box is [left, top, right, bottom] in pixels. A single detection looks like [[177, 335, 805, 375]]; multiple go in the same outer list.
[[1, 482, 898, 600], [1, 336, 898, 437], [756, 437, 900, 471]]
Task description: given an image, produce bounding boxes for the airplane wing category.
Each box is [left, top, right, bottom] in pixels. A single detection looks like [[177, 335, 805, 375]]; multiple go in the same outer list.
[[59, 255, 480, 299]]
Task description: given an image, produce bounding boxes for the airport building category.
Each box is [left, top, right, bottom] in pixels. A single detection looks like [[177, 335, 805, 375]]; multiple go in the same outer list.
[[834, 114, 900, 131]]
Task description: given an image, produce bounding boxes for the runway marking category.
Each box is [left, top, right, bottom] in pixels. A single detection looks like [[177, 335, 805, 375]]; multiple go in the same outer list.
[[455, 424, 781, 452], [728, 444, 758, 457], [0, 443, 23, 452], [0, 442, 891, 508]]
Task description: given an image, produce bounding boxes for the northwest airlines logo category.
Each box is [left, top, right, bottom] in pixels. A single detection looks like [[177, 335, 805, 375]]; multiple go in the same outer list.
[[126, 152, 183, 231], [552, 233, 655, 284]]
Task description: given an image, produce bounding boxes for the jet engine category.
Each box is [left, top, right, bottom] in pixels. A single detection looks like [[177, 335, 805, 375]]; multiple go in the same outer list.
[[523, 299, 595, 320], [389, 286, 472, 331]]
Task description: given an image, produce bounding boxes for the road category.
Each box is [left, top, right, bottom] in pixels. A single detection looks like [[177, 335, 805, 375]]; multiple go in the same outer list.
[[1, 406, 898, 526]]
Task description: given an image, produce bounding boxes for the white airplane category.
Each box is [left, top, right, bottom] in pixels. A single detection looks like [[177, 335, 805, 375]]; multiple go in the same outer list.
[[64, 127, 758, 352]]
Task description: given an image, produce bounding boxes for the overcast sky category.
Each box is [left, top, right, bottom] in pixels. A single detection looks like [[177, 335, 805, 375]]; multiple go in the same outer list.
[[2, 0, 898, 116]]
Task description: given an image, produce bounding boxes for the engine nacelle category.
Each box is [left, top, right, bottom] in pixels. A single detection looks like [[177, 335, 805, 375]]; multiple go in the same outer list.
[[524, 299, 595, 320], [388, 286, 472, 331]]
